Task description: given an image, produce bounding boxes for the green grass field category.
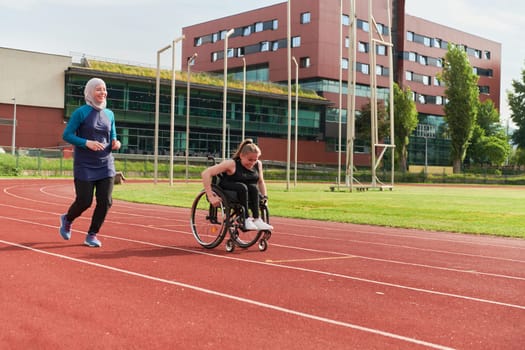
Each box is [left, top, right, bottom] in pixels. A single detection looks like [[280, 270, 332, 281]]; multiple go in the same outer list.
[[112, 182, 525, 239]]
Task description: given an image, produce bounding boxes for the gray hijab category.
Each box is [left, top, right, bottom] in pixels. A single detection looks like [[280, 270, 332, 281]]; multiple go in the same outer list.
[[84, 78, 107, 110]]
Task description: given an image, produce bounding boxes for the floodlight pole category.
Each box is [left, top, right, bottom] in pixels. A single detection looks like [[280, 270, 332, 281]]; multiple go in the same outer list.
[[242, 57, 246, 140], [185, 53, 197, 183], [154, 44, 171, 184], [286, 0, 292, 190], [170, 34, 185, 187], [292, 56, 298, 187], [222, 28, 234, 161]]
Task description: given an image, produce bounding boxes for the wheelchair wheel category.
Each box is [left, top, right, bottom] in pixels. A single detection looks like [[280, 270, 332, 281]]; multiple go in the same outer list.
[[231, 224, 261, 249], [190, 189, 228, 249], [232, 203, 267, 249]]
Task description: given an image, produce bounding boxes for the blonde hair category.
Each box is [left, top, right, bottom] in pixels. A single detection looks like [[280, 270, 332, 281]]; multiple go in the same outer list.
[[232, 139, 261, 160]]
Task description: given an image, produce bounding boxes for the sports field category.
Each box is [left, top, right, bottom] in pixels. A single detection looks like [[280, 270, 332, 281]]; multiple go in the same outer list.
[[112, 182, 525, 238], [1, 179, 523, 349]]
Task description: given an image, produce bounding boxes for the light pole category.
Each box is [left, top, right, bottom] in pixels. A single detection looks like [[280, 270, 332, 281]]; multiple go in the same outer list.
[[292, 56, 298, 187], [222, 28, 234, 161], [185, 53, 197, 183], [170, 34, 185, 186], [242, 57, 246, 141], [154, 44, 171, 184], [11, 97, 17, 156], [424, 136, 428, 176], [286, 0, 292, 190]]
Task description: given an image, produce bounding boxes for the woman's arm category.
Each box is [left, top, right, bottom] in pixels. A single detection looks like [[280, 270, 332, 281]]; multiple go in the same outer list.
[[257, 160, 268, 198], [201, 159, 235, 206]]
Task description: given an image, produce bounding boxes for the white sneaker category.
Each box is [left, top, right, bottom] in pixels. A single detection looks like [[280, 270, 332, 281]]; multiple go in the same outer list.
[[253, 218, 273, 231], [244, 217, 258, 231]]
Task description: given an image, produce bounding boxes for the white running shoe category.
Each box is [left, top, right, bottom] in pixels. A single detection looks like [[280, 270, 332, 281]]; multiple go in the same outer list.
[[244, 217, 258, 231], [253, 218, 273, 231]]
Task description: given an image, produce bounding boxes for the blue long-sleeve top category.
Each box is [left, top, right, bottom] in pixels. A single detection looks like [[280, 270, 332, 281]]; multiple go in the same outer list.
[[63, 104, 117, 181]]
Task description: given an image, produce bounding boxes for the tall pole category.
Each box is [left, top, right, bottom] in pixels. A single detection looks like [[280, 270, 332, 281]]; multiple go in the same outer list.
[[369, 0, 377, 187], [222, 28, 234, 161], [154, 44, 171, 184], [11, 97, 16, 156], [186, 53, 197, 183], [242, 57, 246, 140], [337, 0, 343, 189], [292, 56, 298, 187], [387, 0, 395, 187], [170, 34, 185, 187], [346, 0, 357, 191], [286, 0, 292, 190]]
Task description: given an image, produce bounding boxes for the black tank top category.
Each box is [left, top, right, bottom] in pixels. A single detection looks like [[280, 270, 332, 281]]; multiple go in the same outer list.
[[222, 158, 259, 184]]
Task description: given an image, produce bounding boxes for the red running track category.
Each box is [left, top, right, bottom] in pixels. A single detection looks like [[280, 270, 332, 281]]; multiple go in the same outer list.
[[0, 179, 524, 349]]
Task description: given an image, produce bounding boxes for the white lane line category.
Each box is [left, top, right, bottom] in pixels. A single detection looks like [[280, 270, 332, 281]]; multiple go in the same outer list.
[[9, 182, 525, 251], [1, 213, 524, 312], [0, 238, 455, 350], [270, 243, 525, 281]]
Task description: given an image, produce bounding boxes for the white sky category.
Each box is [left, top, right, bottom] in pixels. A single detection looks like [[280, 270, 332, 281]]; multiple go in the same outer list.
[[1, 0, 523, 124]]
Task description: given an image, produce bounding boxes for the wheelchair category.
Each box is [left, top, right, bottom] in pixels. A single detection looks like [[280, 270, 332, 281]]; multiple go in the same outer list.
[[190, 159, 272, 252]]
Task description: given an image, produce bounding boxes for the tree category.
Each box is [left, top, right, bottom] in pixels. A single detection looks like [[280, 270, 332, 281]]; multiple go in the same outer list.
[[355, 100, 390, 147], [507, 62, 525, 148], [391, 83, 418, 172], [440, 44, 479, 173], [467, 99, 510, 166]]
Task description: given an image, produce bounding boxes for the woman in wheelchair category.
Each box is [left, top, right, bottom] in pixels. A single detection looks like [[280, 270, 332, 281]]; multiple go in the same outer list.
[[201, 139, 273, 231]]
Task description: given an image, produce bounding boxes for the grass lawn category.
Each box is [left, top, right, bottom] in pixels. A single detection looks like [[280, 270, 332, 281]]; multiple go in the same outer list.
[[112, 181, 525, 239]]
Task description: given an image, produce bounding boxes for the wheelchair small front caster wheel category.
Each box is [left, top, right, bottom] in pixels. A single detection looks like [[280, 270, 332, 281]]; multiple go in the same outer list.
[[258, 238, 268, 252], [225, 239, 235, 252]]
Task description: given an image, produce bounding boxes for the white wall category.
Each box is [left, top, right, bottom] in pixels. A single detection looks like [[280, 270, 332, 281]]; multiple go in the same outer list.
[[0, 47, 71, 108]]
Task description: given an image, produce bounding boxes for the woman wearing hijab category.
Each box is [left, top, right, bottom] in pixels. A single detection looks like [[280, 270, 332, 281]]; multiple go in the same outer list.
[[59, 77, 121, 247]]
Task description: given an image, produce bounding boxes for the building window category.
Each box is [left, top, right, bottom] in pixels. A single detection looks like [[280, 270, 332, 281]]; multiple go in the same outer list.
[[292, 36, 301, 48], [272, 41, 279, 51], [243, 26, 252, 36], [195, 37, 203, 47], [433, 38, 441, 48], [484, 50, 491, 59], [358, 42, 368, 53], [418, 55, 427, 65], [342, 58, 349, 70], [212, 32, 219, 43], [407, 31, 414, 41], [376, 44, 386, 56], [300, 57, 311, 68], [357, 63, 369, 75], [301, 12, 311, 24], [211, 52, 218, 62], [255, 22, 263, 32], [237, 47, 245, 57], [260, 41, 270, 52], [479, 86, 490, 94], [406, 71, 413, 81], [272, 19, 278, 30], [375, 23, 385, 35], [342, 14, 350, 26], [408, 52, 416, 62], [357, 19, 369, 32]]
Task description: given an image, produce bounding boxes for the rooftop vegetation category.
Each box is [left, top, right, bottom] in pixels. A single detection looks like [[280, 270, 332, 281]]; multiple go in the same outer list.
[[84, 59, 324, 100]]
